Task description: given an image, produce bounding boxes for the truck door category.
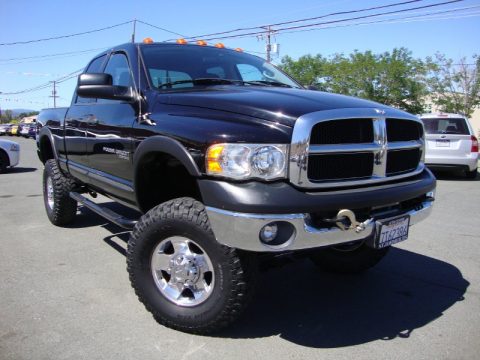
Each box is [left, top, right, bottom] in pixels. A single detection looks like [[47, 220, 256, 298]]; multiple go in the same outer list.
[[83, 52, 137, 199], [64, 54, 107, 183]]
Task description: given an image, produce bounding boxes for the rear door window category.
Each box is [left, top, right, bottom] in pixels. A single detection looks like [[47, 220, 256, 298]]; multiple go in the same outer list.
[[103, 53, 133, 87], [421, 118, 470, 135], [76, 54, 107, 104]]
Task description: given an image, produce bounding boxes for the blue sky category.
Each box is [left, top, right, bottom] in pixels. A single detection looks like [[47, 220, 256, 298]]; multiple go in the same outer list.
[[1, 0, 479, 111]]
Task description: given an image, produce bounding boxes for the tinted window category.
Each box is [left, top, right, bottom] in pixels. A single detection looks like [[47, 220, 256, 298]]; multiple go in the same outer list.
[[141, 44, 301, 90], [421, 118, 470, 135], [149, 69, 192, 88], [236, 64, 262, 81], [104, 53, 133, 87], [87, 55, 107, 73], [76, 54, 107, 104]]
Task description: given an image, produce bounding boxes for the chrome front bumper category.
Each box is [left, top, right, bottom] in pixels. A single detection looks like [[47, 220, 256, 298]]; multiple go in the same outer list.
[[206, 199, 434, 252]]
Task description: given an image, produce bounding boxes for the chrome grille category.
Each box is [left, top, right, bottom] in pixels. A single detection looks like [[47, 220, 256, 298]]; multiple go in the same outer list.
[[308, 153, 374, 180], [289, 108, 425, 188], [310, 119, 373, 144], [386, 149, 421, 176]]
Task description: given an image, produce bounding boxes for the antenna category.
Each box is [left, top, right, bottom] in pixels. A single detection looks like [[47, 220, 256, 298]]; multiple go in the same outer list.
[[131, 19, 137, 43], [137, 43, 141, 116]]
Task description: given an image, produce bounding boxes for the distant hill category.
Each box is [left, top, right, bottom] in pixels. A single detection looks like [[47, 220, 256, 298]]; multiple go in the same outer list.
[[9, 109, 37, 116]]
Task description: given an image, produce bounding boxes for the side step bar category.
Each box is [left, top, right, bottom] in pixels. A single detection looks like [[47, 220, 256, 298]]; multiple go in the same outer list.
[[70, 192, 137, 230]]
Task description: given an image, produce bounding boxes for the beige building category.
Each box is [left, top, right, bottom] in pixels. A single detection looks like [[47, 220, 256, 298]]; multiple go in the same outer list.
[[20, 115, 37, 124]]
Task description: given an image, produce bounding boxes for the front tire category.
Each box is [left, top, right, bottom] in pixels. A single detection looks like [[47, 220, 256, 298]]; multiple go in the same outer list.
[[127, 197, 256, 334], [310, 241, 390, 274], [43, 159, 78, 226]]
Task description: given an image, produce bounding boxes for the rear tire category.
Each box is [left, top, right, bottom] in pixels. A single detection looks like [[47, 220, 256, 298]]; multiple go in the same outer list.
[[310, 241, 390, 274], [466, 168, 477, 179], [43, 159, 78, 226], [0, 150, 9, 173], [127, 197, 256, 334]]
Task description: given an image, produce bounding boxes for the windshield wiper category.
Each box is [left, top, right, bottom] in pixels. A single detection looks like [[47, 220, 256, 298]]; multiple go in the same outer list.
[[243, 80, 293, 88], [158, 78, 239, 88]]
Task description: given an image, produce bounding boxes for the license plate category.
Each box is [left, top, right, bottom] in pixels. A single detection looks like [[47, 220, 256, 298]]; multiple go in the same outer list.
[[374, 215, 410, 249], [436, 139, 450, 147]]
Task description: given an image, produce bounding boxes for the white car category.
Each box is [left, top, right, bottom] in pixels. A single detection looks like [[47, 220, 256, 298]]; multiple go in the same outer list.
[[420, 113, 478, 178], [0, 139, 20, 173], [0, 124, 8, 136]]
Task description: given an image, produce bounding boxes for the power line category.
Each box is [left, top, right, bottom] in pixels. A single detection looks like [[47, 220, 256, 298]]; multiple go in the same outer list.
[[280, 4, 480, 36], [136, 20, 187, 38], [189, 0, 464, 42], [1, 67, 84, 95], [0, 47, 108, 62], [0, 21, 133, 46], [174, 0, 425, 41]]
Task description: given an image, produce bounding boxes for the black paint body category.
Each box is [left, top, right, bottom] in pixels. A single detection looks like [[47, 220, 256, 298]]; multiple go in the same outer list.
[[37, 43, 435, 213]]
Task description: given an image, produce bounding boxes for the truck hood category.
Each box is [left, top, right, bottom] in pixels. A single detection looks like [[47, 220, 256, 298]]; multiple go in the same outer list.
[[158, 86, 393, 126]]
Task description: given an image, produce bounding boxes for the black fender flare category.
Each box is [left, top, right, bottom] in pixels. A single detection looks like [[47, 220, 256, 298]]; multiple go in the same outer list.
[[133, 135, 202, 194], [37, 126, 58, 163]]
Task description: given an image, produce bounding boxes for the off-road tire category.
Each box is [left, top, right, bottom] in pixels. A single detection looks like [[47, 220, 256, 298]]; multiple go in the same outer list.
[[466, 168, 478, 179], [310, 242, 390, 274], [43, 159, 77, 226], [0, 150, 9, 173], [127, 197, 256, 334]]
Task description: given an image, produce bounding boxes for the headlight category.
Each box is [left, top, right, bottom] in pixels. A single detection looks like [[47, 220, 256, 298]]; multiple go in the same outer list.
[[206, 143, 288, 180], [10, 143, 19, 151]]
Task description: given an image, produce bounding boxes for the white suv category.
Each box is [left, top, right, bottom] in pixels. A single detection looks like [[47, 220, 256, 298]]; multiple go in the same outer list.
[[420, 113, 478, 179]]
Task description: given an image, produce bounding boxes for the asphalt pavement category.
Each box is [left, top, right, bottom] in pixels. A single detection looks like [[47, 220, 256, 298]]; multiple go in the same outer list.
[[1, 136, 479, 360]]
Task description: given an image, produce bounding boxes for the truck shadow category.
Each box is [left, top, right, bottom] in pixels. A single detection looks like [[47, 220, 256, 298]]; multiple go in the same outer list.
[[219, 248, 469, 347], [74, 203, 469, 348]]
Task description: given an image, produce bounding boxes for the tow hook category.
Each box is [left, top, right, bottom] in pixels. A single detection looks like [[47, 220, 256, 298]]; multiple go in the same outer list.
[[327, 209, 373, 233]]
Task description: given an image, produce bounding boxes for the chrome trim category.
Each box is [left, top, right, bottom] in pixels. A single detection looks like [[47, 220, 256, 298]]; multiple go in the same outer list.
[[309, 143, 381, 154], [206, 198, 434, 252], [289, 108, 425, 189], [388, 141, 423, 151]]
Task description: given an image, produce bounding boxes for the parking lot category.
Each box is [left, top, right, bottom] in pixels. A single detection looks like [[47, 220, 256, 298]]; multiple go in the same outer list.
[[1, 136, 479, 360]]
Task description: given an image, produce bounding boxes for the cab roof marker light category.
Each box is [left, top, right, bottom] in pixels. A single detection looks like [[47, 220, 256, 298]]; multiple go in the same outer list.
[[234, 48, 243, 52], [214, 43, 225, 48], [196, 40, 207, 46], [176, 38, 188, 44], [143, 37, 154, 44]]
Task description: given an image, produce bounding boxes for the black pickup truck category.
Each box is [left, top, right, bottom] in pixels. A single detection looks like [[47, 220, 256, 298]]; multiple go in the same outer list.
[[37, 41, 436, 334]]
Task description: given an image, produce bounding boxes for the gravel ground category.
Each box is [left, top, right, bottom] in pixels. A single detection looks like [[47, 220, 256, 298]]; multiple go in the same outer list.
[[1, 136, 479, 360]]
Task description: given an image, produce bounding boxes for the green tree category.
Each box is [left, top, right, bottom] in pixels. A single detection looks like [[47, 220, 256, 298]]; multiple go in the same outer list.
[[0, 110, 13, 123], [280, 54, 327, 87], [280, 48, 429, 113], [427, 54, 480, 117]]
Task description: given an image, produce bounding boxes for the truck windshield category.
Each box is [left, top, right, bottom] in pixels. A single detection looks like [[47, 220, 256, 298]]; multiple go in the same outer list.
[[140, 44, 302, 90], [421, 118, 469, 135]]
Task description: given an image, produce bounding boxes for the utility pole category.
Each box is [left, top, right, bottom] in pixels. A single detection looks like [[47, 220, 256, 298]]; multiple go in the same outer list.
[[131, 19, 137, 43], [260, 26, 277, 63], [50, 81, 59, 108]]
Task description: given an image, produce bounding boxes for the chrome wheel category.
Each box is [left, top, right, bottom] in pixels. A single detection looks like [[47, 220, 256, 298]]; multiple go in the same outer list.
[[46, 176, 54, 209], [151, 236, 215, 307]]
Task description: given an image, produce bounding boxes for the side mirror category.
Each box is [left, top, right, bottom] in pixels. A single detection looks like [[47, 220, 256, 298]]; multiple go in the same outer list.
[[76, 73, 135, 102], [306, 85, 318, 91]]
